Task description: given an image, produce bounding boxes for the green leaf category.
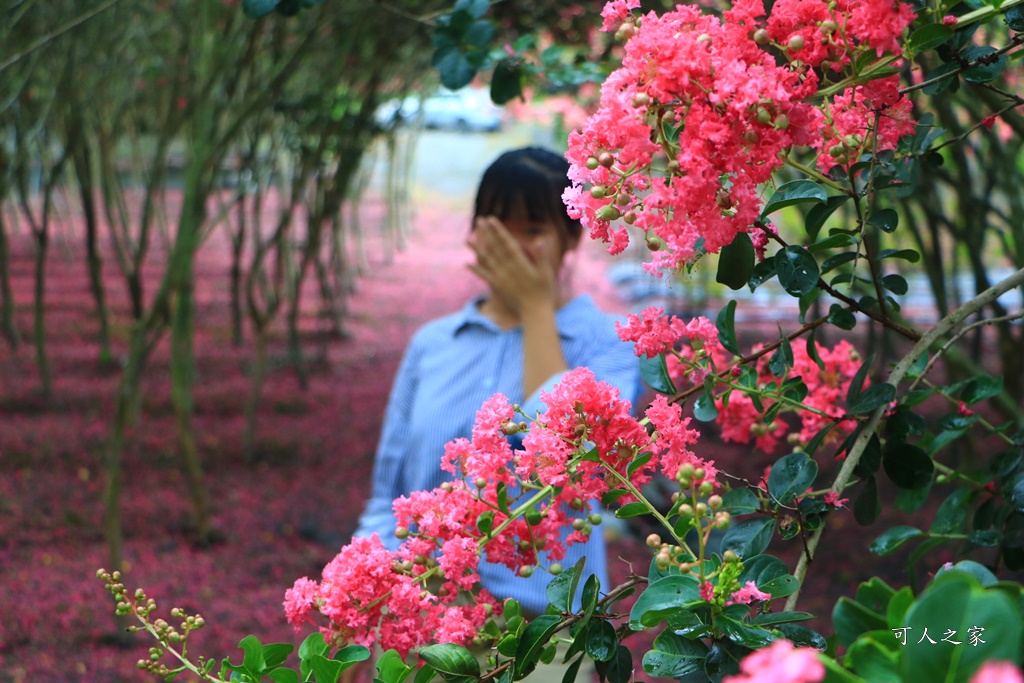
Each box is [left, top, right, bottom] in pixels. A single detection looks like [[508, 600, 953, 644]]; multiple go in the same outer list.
[[454, 0, 489, 19], [751, 611, 815, 626], [761, 180, 828, 218], [432, 47, 476, 90], [901, 573, 1022, 682], [882, 444, 934, 489], [1007, 5, 1024, 31], [832, 596, 887, 648], [490, 59, 523, 105], [930, 487, 970, 534], [908, 24, 954, 53], [759, 574, 799, 598], [846, 356, 872, 405], [768, 452, 818, 505], [805, 195, 849, 240], [877, 248, 920, 263], [269, 668, 300, 683], [854, 477, 881, 525], [639, 354, 676, 395], [719, 616, 777, 648], [848, 383, 896, 415], [717, 233, 756, 290], [595, 646, 633, 683], [546, 556, 585, 614], [776, 624, 828, 650], [721, 516, 775, 559], [768, 336, 795, 378], [808, 233, 857, 253], [629, 575, 702, 629], [376, 651, 413, 683], [716, 301, 740, 356], [641, 632, 709, 678], [299, 633, 330, 681], [738, 554, 788, 587], [601, 488, 629, 506], [419, 644, 480, 683], [880, 274, 908, 296], [312, 654, 345, 683], [749, 258, 778, 289], [844, 637, 900, 683], [721, 487, 761, 515], [238, 635, 265, 678], [935, 560, 998, 586], [775, 246, 820, 297], [615, 501, 649, 519], [242, 0, 280, 18], [805, 422, 838, 457], [514, 616, 561, 679], [828, 304, 857, 330], [867, 209, 899, 233], [693, 390, 719, 422], [584, 620, 617, 662], [960, 375, 1003, 405], [477, 510, 494, 535], [962, 45, 1008, 83], [822, 251, 859, 274], [263, 644, 294, 669], [870, 526, 923, 555]]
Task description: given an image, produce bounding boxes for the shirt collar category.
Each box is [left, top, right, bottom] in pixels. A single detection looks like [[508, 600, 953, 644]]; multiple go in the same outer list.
[[452, 294, 593, 340]]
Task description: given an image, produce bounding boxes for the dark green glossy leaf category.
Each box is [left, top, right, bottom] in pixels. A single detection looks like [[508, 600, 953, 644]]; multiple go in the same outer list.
[[639, 354, 676, 395], [969, 529, 1002, 547], [719, 616, 777, 648], [775, 246, 820, 297], [805, 422, 838, 457], [716, 301, 739, 356], [720, 487, 761, 515], [269, 668, 300, 683], [717, 233, 755, 290], [546, 557, 585, 614], [869, 526, 923, 555], [882, 444, 934, 489], [693, 390, 719, 422], [629, 575, 702, 629], [312, 654, 345, 683], [420, 644, 479, 683], [721, 516, 775, 559], [242, 0, 280, 18], [929, 487, 969, 534], [616, 501, 649, 519], [432, 47, 476, 90], [832, 596, 887, 648], [854, 477, 881, 525], [750, 611, 814, 626], [490, 59, 523, 105], [513, 616, 561, 679], [749, 258, 778, 289], [847, 383, 896, 415], [595, 646, 632, 683], [828, 303, 857, 330], [880, 274, 908, 295], [961, 374, 1003, 405], [454, 0, 489, 19], [845, 356, 873, 406], [737, 554, 788, 587], [758, 574, 799, 598], [877, 248, 920, 263], [908, 23, 954, 53], [1006, 6, 1024, 31], [821, 251, 858, 273], [844, 637, 899, 683], [760, 180, 828, 218], [584, 620, 617, 662], [776, 624, 827, 650], [768, 452, 818, 505], [867, 208, 899, 233], [962, 45, 1008, 83], [641, 632, 709, 678], [768, 336, 794, 377], [805, 195, 849, 240]]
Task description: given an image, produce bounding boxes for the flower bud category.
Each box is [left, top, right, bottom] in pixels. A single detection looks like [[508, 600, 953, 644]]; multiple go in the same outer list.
[[595, 204, 622, 221], [590, 513, 603, 526], [631, 92, 650, 108], [695, 502, 708, 517], [666, 160, 681, 174], [645, 232, 663, 251], [753, 29, 770, 45], [572, 518, 586, 531], [518, 539, 533, 552], [696, 33, 711, 45], [694, 467, 706, 480], [723, 549, 739, 563], [715, 511, 732, 530], [679, 503, 694, 518], [820, 20, 837, 34], [744, 129, 759, 144], [773, 114, 790, 130], [519, 565, 534, 578], [708, 495, 723, 509], [395, 526, 409, 540], [756, 108, 772, 125], [787, 35, 805, 51], [615, 191, 631, 207], [550, 563, 563, 575], [474, 477, 487, 489], [569, 497, 585, 510], [615, 21, 636, 41], [591, 185, 608, 199], [623, 210, 637, 225], [525, 509, 543, 526], [598, 152, 615, 168], [501, 419, 521, 435], [646, 533, 662, 548], [586, 156, 600, 170], [699, 481, 714, 496]]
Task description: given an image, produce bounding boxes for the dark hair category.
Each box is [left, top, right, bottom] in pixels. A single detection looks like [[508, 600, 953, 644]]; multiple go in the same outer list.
[[473, 147, 582, 247]]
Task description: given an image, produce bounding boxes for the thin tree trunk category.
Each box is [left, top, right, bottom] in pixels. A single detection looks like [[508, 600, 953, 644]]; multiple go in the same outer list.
[[0, 205, 17, 350], [74, 140, 113, 362]]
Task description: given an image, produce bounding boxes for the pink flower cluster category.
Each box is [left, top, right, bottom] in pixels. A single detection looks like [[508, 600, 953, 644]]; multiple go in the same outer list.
[[565, 0, 917, 275], [616, 307, 720, 359], [286, 369, 715, 655], [717, 339, 862, 452], [970, 661, 1024, 683], [724, 639, 825, 683]]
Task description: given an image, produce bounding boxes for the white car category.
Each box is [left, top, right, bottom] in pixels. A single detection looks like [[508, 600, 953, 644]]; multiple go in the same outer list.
[[376, 88, 503, 133]]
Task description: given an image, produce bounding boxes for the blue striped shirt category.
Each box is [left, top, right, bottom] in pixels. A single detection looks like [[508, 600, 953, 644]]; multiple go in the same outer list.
[[354, 294, 641, 615]]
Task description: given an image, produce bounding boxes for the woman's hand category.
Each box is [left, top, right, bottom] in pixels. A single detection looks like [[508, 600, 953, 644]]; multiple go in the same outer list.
[[466, 216, 560, 319]]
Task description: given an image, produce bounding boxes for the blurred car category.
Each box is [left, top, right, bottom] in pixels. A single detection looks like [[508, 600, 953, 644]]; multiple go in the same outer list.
[[375, 88, 503, 133]]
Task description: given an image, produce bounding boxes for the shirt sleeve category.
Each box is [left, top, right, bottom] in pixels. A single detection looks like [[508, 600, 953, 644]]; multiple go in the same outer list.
[[352, 335, 423, 550]]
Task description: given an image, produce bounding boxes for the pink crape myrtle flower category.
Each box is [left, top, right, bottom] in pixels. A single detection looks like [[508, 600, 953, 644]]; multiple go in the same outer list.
[[645, 394, 712, 484], [726, 580, 772, 605], [822, 491, 849, 508], [616, 306, 688, 358], [600, 0, 641, 32], [724, 639, 826, 683], [283, 577, 319, 630], [970, 661, 1024, 683], [566, 3, 822, 275]]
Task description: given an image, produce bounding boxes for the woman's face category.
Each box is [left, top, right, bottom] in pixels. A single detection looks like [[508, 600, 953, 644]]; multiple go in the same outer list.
[[498, 216, 577, 275]]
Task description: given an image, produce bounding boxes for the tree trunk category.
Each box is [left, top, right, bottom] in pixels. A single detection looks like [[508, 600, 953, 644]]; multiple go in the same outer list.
[[31, 227, 52, 400], [0, 206, 17, 350], [74, 141, 113, 362]]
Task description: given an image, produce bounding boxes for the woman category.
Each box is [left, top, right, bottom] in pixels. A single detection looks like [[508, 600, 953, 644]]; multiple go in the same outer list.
[[353, 147, 640, 660]]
